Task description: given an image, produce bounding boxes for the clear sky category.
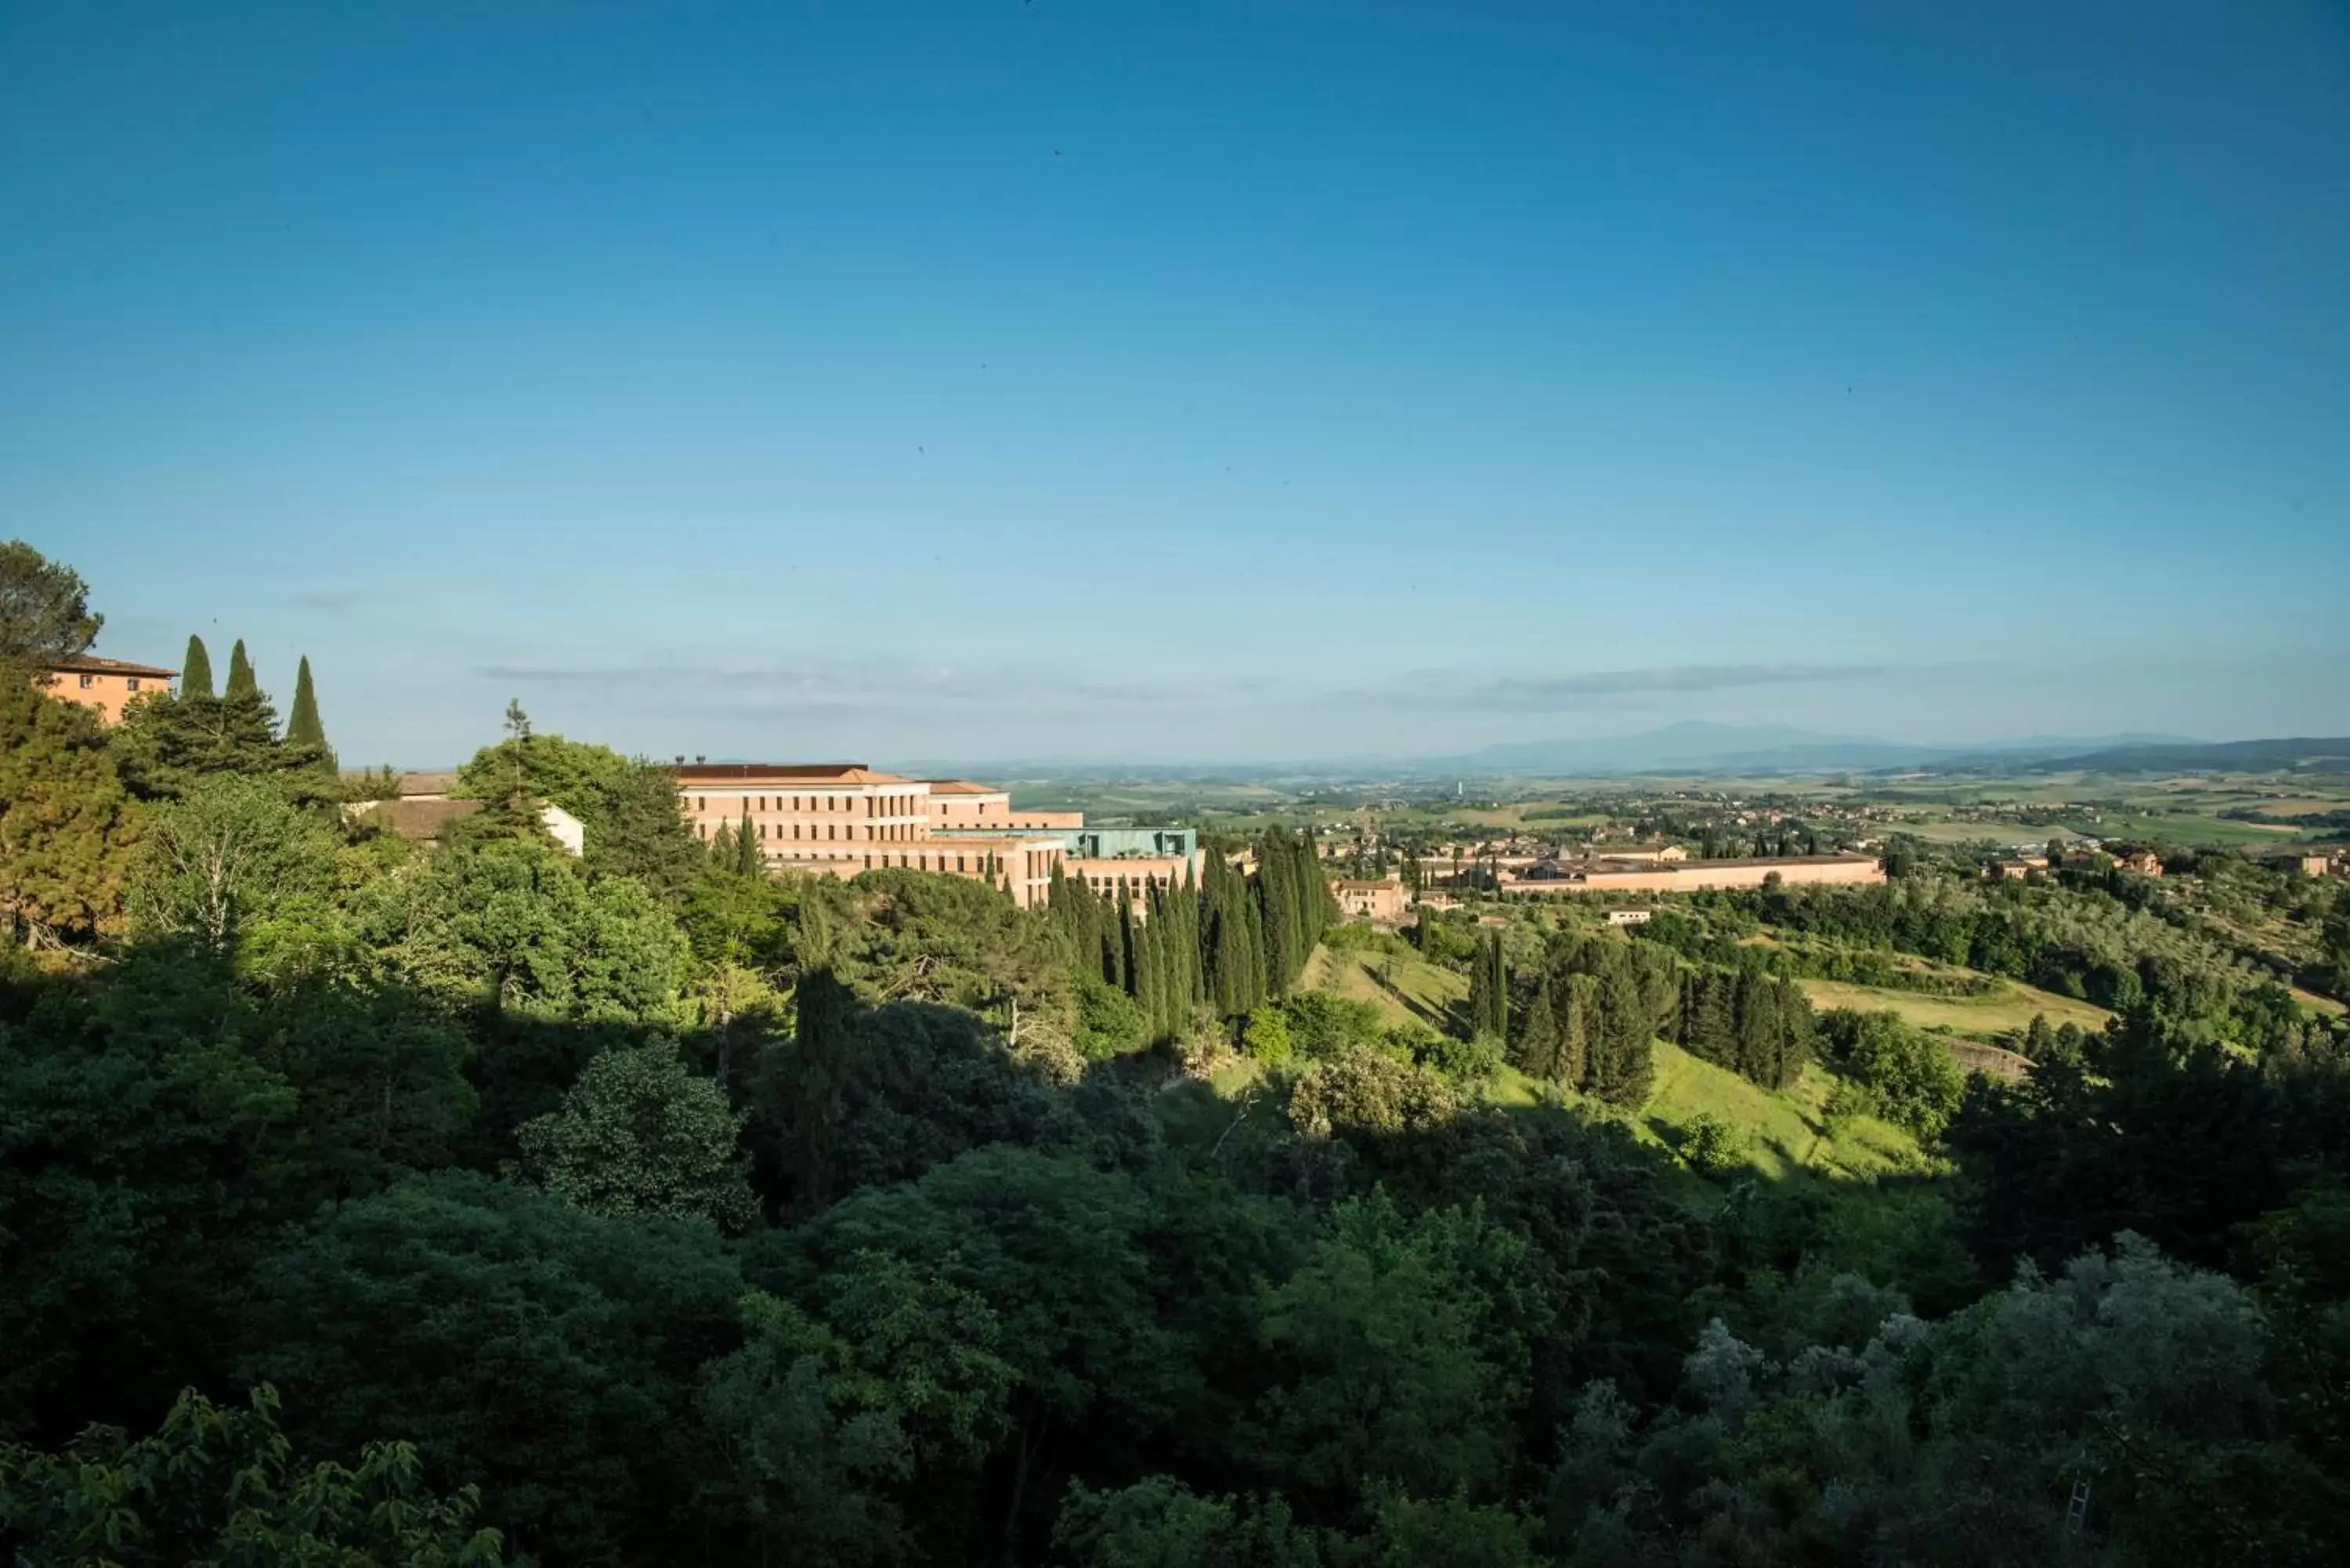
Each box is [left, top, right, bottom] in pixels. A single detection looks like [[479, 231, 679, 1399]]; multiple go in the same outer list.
[[5, 0, 2346, 767]]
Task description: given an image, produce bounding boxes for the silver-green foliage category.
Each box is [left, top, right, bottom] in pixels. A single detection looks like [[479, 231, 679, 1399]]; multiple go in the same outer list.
[[130, 773, 337, 948]]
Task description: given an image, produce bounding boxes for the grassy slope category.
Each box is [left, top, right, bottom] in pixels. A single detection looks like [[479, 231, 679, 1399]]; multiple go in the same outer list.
[[1644, 1043, 1923, 1180], [1298, 944, 1468, 1034], [1797, 976, 2110, 1036], [1283, 945, 1929, 1184]]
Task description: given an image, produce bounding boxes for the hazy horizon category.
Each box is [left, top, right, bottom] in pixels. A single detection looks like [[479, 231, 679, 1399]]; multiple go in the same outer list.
[[9, 1, 2347, 766]]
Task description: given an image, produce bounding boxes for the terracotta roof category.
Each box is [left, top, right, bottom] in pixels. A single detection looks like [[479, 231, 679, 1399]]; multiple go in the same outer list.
[[44, 652, 179, 678], [395, 771, 463, 798], [917, 779, 1006, 796], [362, 798, 483, 840], [674, 763, 910, 784]]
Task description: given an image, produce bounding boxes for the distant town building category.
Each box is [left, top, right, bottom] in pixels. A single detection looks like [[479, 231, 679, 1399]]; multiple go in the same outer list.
[[1605, 909, 1654, 927], [1332, 874, 1408, 923], [2265, 847, 2346, 879], [1585, 844, 1688, 866], [36, 653, 175, 724], [1496, 854, 1885, 896]]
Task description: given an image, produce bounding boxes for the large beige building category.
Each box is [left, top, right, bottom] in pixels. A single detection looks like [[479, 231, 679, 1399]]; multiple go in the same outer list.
[[38, 653, 175, 724], [674, 764, 1194, 910]]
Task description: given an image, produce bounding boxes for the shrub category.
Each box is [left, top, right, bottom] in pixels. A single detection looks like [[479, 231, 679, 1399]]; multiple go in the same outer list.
[[1679, 1114, 1751, 1180]]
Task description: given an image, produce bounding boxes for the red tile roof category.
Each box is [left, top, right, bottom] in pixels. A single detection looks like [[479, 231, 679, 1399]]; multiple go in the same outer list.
[[674, 763, 911, 785], [45, 652, 179, 678]]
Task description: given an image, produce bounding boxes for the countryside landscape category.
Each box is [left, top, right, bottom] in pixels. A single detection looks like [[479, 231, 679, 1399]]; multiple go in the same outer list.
[[8, 538, 2349, 1565], [6, 3, 2348, 1566]]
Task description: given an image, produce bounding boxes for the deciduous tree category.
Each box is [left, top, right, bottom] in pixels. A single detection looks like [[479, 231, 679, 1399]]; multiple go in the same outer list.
[[519, 1042, 756, 1229]]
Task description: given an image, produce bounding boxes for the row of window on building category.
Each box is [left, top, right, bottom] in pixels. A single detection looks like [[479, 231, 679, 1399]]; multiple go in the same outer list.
[[704, 793, 922, 816]]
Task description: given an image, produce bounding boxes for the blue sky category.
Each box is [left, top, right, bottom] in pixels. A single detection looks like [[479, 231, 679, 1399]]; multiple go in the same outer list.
[[5, 0, 2346, 766]]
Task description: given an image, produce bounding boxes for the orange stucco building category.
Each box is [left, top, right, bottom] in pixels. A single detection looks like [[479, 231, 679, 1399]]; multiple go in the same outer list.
[[37, 654, 176, 724]]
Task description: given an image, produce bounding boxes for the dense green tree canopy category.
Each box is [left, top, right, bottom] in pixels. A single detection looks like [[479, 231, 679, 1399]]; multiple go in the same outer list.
[[0, 540, 102, 663]]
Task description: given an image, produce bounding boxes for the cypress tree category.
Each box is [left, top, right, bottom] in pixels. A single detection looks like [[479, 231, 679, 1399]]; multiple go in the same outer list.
[[1116, 884, 1137, 995], [1180, 868, 1206, 1010], [1518, 970, 1563, 1079], [1206, 856, 1247, 1017], [223, 639, 258, 702], [180, 634, 215, 699], [735, 811, 761, 876], [796, 891, 832, 966], [285, 655, 329, 759], [1469, 934, 1494, 1039], [1586, 967, 1655, 1106], [1241, 893, 1267, 1014], [1141, 886, 1169, 1036], [1489, 932, 1509, 1041], [1559, 972, 1596, 1089]]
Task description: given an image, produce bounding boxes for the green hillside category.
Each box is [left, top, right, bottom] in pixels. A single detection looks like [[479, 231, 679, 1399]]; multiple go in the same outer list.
[[1290, 942, 1930, 1185]]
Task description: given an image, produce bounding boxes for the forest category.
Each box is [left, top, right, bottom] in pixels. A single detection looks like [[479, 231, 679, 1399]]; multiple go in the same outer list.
[[4, 543, 2350, 1566]]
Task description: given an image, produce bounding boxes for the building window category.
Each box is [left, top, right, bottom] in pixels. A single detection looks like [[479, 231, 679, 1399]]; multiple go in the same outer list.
[[126, 677, 141, 692], [79, 674, 95, 688]]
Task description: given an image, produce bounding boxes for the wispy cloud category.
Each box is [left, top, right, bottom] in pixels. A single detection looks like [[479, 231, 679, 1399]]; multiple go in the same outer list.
[[1336, 663, 1884, 710], [472, 657, 1885, 721], [470, 657, 1213, 714]]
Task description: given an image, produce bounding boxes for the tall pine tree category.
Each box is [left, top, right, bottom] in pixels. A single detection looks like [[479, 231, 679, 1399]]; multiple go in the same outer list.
[[180, 634, 215, 699]]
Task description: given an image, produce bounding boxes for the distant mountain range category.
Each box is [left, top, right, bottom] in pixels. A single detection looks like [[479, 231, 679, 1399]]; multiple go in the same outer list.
[[1416, 723, 2206, 777], [898, 725, 2350, 782], [1943, 735, 2350, 777]]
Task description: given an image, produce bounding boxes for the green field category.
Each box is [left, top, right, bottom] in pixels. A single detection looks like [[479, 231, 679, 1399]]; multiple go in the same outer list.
[[1798, 976, 2110, 1036]]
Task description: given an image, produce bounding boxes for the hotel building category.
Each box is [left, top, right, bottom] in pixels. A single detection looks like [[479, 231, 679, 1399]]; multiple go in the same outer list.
[[674, 764, 1199, 910]]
